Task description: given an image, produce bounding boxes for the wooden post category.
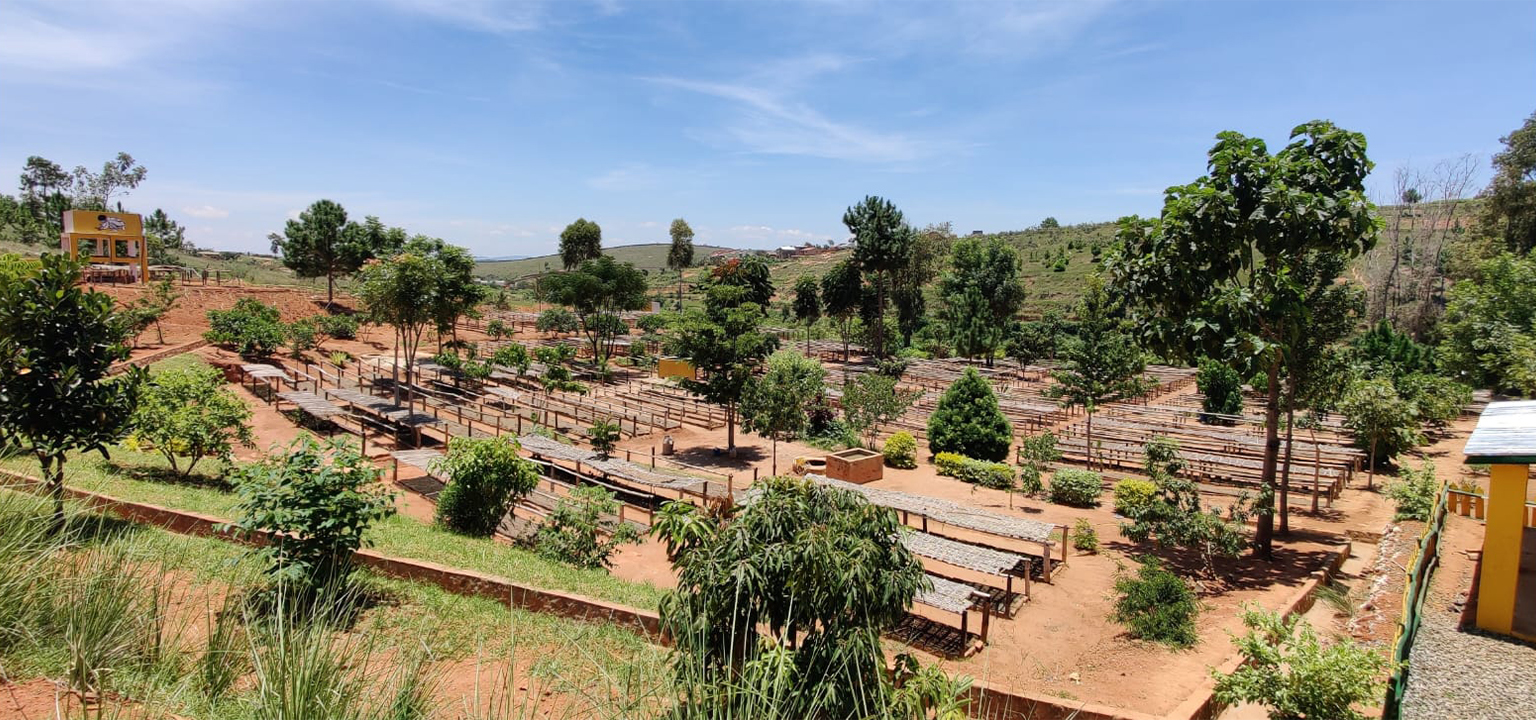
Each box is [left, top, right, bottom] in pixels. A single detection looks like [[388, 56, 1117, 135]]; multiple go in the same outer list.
[[980, 603, 991, 643], [651, 447, 656, 469], [1041, 543, 1053, 583]]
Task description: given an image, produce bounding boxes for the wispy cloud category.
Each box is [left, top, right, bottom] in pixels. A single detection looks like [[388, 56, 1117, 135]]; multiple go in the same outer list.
[[647, 70, 938, 164], [588, 164, 659, 191], [182, 205, 230, 219], [382, 0, 546, 34]]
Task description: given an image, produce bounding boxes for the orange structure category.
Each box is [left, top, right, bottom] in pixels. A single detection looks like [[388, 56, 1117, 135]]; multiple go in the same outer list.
[[60, 210, 148, 282]]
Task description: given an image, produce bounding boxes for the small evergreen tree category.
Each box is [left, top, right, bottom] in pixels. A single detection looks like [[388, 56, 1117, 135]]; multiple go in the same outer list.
[[588, 419, 620, 458], [927, 367, 1012, 462], [1339, 377, 1423, 488], [1046, 279, 1151, 470]]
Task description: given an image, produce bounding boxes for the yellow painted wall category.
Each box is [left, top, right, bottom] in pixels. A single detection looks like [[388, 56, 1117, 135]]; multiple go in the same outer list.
[[658, 357, 696, 380], [63, 210, 143, 236]]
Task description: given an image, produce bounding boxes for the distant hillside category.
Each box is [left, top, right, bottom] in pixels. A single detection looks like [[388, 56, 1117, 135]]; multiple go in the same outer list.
[[475, 243, 735, 280]]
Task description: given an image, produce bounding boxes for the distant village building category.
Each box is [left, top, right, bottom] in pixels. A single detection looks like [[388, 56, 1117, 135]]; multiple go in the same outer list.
[[970, 230, 985, 236]]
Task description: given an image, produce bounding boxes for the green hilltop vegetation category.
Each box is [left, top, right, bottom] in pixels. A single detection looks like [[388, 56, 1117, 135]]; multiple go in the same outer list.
[[476, 242, 734, 281]]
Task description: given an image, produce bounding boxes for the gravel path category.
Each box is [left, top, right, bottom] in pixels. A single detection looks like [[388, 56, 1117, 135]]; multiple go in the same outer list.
[[1399, 610, 1536, 719]]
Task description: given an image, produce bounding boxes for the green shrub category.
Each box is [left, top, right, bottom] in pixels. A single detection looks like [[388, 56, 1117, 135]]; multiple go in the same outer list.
[[1386, 459, 1441, 521], [433, 436, 540, 538], [1213, 608, 1393, 720], [1016, 431, 1059, 496], [286, 319, 318, 355], [883, 431, 917, 469], [589, 420, 620, 458], [1112, 558, 1198, 647], [316, 313, 359, 341], [959, 458, 1014, 489], [1072, 518, 1099, 554], [926, 368, 1012, 461], [127, 364, 254, 479], [1113, 479, 1158, 517], [227, 436, 395, 591], [1196, 357, 1244, 423], [534, 486, 641, 570], [1048, 468, 1104, 507], [205, 297, 285, 356], [934, 452, 967, 477]]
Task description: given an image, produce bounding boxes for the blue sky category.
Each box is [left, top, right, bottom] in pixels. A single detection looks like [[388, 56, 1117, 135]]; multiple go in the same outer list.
[[2, 1, 1532, 256]]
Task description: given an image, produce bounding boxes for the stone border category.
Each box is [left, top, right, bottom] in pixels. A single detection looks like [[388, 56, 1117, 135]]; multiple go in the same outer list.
[[1, 471, 1354, 720], [111, 339, 210, 375]]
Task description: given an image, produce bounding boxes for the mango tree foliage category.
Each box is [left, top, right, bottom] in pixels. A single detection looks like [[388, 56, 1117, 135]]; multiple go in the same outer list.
[[1107, 121, 1379, 558], [0, 254, 143, 528], [652, 476, 932, 720]]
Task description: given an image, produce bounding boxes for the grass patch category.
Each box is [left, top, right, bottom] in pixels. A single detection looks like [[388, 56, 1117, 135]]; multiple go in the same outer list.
[[1, 447, 668, 611]]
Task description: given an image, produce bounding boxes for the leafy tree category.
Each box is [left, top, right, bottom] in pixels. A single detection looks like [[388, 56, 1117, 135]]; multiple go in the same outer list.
[[927, 367, 1012, 462], [144, 208, 186, 262], [843, 371, 921, 449], [67, 152, 147, 210], [741, 350, 826, 474], [433, 436, 540, 537], [589, 419, 620, 458], [227, 435, 395, 591], [845, 196, 914, 358], [1339, 377, 1423, 488], [892, 224, 952, 347], [0, 254, 142, 527], [558, 217, 602, 270], [1040, 217, 1060, 229], [1479, 110, 1536, 254], [937, 237, 1026, 364], [1045, 279, 1150, 470], [535, 344, 586, 394], [1398, 372, 1472, 430], [356, 236, 483, 408], [139, 279, 181, 345], [651, 476, 929, 720], [1196, 358, 1244, 423], [667, 217, 695, 306], [791, 275, 821, 353], [535, 307, 580, 334], [1120, 437, 1250, 576], [1436, 252, 1536, 394], [1213, 608, 1393, 720], [1006, 320, 1057, 373], [535, 485, 641, 570], [820, 259, 863, 361], [128, 365, 254, 479], [1108, 121, 1378, 558], [270, 200, 376, 306], [492, 342, 532, 379], [709, 255, 774, 308], [669, 285, 777, 452], [540, 256, 649, 366], [1112, 558, 1198, 647], [17, 156, 73, 241]]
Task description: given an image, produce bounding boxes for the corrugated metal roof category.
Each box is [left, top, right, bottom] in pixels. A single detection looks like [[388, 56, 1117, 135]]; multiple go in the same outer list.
[[1463, 400, 1536, 463]]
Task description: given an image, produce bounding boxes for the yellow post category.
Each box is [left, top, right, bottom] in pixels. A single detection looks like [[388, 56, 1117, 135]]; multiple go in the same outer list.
[[1477, 463, 1529, 635]]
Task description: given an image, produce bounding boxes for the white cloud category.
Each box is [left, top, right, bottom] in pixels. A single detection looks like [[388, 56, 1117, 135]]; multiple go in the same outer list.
[[182, 205, 230, 219], [382, 0, 546, 34]]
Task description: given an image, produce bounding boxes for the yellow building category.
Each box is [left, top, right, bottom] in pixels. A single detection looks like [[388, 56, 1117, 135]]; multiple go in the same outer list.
[[1462, 400, 1536, 640], [59, 210, 149, 282], [657, 357, 697, 381]]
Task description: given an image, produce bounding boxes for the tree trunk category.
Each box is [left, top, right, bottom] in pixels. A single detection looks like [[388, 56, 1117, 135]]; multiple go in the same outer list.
[[1085, 410, 1094, 472], [771, 437, 778, 476], [1280, 403, 1295, 535], [727, 403, 736, 451], [327, 272, 335, 308], [1254, 361, 1282, 560], [1368, 441, 1377, 490]]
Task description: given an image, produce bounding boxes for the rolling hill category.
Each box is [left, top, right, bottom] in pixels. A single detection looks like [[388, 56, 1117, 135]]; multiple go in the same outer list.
[[476, 243, 735, 281]]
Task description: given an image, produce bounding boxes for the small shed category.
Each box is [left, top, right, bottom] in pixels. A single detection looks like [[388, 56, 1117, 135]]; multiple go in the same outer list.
[[1462, 400, 1536, 640]]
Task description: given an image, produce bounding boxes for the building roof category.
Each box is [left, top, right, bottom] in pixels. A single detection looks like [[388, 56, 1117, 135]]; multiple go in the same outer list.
[[1463, 400, 1536, 464]]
